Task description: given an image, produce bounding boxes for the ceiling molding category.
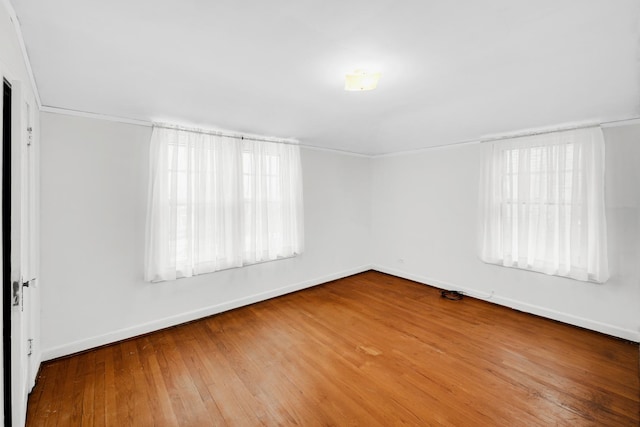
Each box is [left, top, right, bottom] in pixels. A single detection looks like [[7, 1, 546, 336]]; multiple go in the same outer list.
[[40, 105, 373, 158], [40, 105, 153, 127], [480, 116, 640, 142], [372, 116, 640, 159], [3, 0, 41, 108], [41, 104, 640, 159], [600, 117, 640, 128], [298, 144, 372, 158], [371, 140, 480, 159]]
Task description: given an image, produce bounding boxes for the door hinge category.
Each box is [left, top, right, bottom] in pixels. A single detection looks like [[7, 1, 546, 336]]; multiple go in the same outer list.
[[27, 339, 33, 356]]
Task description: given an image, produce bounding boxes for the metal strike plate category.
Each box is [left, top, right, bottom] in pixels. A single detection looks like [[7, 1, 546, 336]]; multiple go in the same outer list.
[[12, 281, 20, 306]]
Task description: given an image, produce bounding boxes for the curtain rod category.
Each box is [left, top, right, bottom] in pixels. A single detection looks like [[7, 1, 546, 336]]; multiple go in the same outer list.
[[480, 116, 639, 143], [153, 123, 300, 146]]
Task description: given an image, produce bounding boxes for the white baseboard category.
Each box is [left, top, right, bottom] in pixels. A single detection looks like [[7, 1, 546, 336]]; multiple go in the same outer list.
[[372, 265, 640, 342], [41, 263, 637, 360], [42, 265, 372, 361]]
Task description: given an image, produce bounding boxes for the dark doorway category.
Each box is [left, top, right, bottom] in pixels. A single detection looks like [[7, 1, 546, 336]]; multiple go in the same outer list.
[[2, 78, 12, 427]]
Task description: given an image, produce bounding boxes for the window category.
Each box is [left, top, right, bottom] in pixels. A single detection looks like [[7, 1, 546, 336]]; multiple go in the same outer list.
[[145, 126, 304, 282], [479, 127, 609, 283]]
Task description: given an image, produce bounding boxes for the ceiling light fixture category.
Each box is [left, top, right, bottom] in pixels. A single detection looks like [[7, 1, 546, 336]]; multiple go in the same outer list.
[[344, 69, 381, 91]]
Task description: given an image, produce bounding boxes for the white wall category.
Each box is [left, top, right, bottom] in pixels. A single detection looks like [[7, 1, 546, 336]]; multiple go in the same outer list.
[[372, 125, 640, 341], [39, 109, 640, 360], [39, 112, 372, 359]]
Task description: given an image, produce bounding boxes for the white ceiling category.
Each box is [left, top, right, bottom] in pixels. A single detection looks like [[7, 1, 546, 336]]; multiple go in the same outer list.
[[11, 0, 640, 155]]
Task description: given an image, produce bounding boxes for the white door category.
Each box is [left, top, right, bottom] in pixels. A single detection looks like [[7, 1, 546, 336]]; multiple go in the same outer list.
[[5, 80, 35, 427], [14, 82, 36, 427]]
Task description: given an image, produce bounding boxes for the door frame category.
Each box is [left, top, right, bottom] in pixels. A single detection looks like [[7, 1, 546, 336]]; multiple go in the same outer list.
[[2, 76, 13, 427], [1, 69, 35, 427]]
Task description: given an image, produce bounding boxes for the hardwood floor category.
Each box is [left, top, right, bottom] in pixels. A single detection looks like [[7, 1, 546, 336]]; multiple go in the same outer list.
[[26, 271, 639, 426]]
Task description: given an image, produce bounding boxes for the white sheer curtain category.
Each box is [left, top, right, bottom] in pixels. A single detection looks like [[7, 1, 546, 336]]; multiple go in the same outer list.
[[479, 127, 609, 283], [145, 125, 304, 282]]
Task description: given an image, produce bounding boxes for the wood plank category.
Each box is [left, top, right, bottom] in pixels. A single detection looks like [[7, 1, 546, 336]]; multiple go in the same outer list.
[[26, 271, 640, 426], [135, 336, 180, 426], [102, 346, 117, 427], [91, 348, 106, 427]]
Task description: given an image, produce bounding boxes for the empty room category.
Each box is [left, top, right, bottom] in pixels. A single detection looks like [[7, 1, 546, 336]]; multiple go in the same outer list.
[[1, 0, 639, 425]]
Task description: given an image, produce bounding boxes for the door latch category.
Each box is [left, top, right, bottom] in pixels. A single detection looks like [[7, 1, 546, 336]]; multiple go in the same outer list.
[[12, 281, 20, 306]]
